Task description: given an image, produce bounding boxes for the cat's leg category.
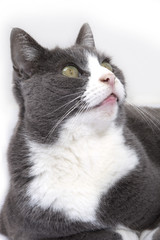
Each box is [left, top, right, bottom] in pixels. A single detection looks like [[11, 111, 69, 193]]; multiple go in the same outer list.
[[140, 226, 160, 240]]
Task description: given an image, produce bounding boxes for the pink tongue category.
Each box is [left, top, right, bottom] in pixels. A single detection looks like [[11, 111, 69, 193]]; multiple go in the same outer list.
[[101, 94, 117, 105]]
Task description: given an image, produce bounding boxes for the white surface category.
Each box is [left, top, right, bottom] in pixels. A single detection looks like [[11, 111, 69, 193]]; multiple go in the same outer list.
[[0, 0, 160, 238]]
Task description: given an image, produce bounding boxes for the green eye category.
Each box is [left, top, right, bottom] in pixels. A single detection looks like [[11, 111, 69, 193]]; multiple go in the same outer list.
[[62, 66, 79, 78], [101, 61, 113, 72]]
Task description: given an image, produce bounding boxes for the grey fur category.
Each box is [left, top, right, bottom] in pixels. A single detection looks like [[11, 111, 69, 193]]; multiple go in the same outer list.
[[0, 24, 160, 240]]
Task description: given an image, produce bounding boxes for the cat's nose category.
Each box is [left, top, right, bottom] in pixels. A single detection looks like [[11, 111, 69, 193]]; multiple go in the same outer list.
[[99, 73, 115, 86]]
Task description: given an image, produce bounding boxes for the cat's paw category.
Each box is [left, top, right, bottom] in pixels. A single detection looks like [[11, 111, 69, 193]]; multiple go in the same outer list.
[[140, 228, 159, 240], [116, 226, 139, 240], [0, 234, 9, 240]]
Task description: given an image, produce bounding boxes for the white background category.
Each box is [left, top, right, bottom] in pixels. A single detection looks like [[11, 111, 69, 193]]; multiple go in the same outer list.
[[0, 0, 160, 238]]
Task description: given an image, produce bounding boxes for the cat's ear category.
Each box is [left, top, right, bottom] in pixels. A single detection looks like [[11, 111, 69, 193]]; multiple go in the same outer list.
[[10, 28, 44, 79], [76, 23, 95, 48]]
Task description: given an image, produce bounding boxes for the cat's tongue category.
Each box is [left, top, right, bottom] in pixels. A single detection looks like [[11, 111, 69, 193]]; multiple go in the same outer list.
[[101, 94, 117, 106]]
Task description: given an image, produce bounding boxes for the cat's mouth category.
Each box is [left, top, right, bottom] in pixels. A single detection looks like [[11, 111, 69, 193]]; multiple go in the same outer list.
[[94, 93, 118, 109], [101, 93, 118, 105]]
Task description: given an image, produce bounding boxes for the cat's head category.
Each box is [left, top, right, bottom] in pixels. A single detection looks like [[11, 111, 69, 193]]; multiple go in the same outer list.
[[10, 23, 126, 143]]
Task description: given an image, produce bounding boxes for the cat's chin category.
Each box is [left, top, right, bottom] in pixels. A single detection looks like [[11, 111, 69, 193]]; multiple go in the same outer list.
[[89, 101, 119, 122], [62, 103, 119, 139], [66, 101, 119, 132]]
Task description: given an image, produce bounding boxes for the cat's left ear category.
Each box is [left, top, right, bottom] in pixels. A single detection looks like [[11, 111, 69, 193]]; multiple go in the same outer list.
[[10, 28, 45, 79], [75, 23, 95, 48]]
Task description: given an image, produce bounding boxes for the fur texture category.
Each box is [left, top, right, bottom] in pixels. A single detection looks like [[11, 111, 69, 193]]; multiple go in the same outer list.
[[0, 23, 160, 240]]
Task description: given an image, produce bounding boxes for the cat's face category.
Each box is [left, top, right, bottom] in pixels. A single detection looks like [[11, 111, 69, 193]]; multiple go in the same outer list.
[[10, 24, 126, 143]]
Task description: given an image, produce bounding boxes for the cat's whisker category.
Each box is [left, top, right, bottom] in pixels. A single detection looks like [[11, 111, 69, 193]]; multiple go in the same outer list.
[[44, 95, 82, 117], [138, 107, 160, 132], [64, 101, 89, 135], [59, 102, 88, 145], [135, 107, 155, 132], [126, 101, 160, 133], [70, 104, 90, 139], [82, 86, 107, 101], [58, 97, 87, 139], [68, 102, 88, 134], [139, 107, 160, 125], [125, 102, 153, 130], [45, 100, 82, 142], [134, 104, 160, 129], [57, 91, 84, 101]]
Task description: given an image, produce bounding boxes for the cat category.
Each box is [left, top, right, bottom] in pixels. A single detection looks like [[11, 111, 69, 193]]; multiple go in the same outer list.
[[0, 23, 160, 240]]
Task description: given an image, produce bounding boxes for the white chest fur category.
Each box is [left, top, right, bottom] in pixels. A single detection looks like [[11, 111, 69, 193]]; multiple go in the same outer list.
[[27, 123, 138, 223]]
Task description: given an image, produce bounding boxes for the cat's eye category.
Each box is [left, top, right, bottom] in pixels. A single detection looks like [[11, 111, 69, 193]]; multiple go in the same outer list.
[[101, 61, 113, 72], [62, 66, 79, 78]]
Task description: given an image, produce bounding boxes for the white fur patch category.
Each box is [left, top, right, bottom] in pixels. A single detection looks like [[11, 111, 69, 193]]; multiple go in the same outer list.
[[27, 121, 138, 223], [83, 55, 125, 108], [116, 226, 139, 240], [140, 228, 159, 240]]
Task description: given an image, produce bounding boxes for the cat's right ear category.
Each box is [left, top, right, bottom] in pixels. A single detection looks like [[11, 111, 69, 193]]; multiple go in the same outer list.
[[10, 28, 45, 79], [75, 23, 95, 48]]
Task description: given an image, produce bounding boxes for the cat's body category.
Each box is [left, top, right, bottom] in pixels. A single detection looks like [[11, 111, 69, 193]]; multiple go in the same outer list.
[[0, 24, 160, 240]]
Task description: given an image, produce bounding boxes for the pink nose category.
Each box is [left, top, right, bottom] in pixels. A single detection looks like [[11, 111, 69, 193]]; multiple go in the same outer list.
[[99, 73, 115, 86]]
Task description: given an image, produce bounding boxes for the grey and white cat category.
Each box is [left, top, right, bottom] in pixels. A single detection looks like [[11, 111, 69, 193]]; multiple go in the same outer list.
[[0, 23, 160, 240]]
